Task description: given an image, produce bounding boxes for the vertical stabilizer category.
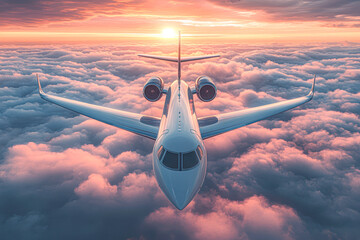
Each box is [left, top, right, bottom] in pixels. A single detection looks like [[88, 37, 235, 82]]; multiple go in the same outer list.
[[178, 31, 181, 88], [138, 31, 220, 92]]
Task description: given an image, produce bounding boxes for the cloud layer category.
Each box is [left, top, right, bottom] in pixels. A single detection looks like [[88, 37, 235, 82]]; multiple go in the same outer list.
[[0, 0, 133, 25], [0, 42, 360, 239], [2, 0, 360, 25], [210, 0, 360, 21]]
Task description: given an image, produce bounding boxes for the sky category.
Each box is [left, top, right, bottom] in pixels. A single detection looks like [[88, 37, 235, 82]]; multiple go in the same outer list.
[[1, 1, 360, 240], [0, 0, 360, 43]]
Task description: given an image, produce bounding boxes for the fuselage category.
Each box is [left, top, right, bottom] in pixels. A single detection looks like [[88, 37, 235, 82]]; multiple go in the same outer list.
[[153, 80, 207, 209]]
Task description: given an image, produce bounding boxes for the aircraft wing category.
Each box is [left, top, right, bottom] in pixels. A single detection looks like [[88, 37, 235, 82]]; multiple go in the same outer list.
[[199, 77, 315, 139], [37, 75, 160, 140]]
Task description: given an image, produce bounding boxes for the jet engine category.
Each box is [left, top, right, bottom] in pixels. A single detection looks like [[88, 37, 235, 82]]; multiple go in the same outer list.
[[195, 76, 217, 102], [143, 77, 164, 102]]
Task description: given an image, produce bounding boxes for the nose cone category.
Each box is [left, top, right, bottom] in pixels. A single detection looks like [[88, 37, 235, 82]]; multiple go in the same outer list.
[[167, 173, 197, 210], [155, 166, 205, 210]]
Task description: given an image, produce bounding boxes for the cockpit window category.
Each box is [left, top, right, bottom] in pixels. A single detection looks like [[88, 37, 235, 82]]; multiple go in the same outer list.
[[162, 151, 179, 169], [196, 146, 203, 160], [159, 146, 201, 171], [183, 151, 198, 169], [157, 145, 165, 160]]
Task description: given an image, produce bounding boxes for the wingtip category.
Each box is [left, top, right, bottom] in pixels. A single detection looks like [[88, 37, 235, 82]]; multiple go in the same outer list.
[[36, 74, 44, 95], [307, 75, 316, 99]]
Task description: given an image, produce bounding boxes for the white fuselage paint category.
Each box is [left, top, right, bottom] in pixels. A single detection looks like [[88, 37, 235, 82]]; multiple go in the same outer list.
[[153, 80, 207, 210]]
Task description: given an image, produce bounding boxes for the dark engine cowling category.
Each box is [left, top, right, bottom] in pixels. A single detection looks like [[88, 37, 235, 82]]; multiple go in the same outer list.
[[143, 77, 164, 102], [195, 76, 217, 102]]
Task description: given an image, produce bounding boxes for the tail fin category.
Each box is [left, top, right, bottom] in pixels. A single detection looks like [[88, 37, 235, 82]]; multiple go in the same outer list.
[[138, 31, 220, 83], [178, 31, 181, 85]]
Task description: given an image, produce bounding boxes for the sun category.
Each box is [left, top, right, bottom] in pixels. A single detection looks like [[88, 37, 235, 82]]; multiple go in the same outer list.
[[162, 28, 177, 38]]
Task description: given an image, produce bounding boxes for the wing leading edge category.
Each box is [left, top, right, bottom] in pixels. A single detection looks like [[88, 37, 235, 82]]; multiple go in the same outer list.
[[200, 77, 316, 139], [37, 75, 160, 140]]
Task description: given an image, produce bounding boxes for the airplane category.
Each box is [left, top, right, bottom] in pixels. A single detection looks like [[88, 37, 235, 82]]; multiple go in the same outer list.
[[36, 32, 315, 210]]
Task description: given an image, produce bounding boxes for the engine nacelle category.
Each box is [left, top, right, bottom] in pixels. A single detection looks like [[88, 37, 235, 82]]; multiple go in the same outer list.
[[195, 76, 217, 102], [143, 77, 164, 102]]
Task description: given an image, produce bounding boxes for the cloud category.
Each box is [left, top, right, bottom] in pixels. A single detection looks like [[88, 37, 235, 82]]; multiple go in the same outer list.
[[144, 195, 307, 240], [75, 173, 117, 199], [0, 0, 139, 26], [209, 0, 360, 21], [0, 42, 360, 239], [1, 0, 360, 36]]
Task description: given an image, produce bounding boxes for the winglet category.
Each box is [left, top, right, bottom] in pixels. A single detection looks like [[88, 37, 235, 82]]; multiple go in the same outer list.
[[307, 75, 316, 99], [36, 74, 44, 95]]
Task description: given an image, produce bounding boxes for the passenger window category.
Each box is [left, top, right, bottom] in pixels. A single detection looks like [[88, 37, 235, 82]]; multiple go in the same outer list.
[[163, 151, 179, 169], [157, 145, 165, 160], [183, 151, 199, 169], [196, 146, 203, 160]]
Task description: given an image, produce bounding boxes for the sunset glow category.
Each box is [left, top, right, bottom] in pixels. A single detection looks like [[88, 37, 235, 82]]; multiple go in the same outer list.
[[0, 0, 359, 44], [162, 28, 177, 38]]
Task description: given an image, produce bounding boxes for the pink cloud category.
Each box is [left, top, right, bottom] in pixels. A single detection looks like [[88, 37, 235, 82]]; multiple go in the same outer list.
[[0, 141, 151, 185], [331, 133, 360, 150], [145, 205, 239, 240], [232, 196, 304, 239], [1, 43, 360, 239], [0, 142, 109, 182], [346, 171, 360, 196], [145, 195, 305, 240], [229, 139, 326, 178], [75, 173, 117, 198], [118, 172, 161, 202]]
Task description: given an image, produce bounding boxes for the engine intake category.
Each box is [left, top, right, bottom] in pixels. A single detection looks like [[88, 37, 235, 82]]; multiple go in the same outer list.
[[195, 76, 216, 102], [143, 77, 164, 102]]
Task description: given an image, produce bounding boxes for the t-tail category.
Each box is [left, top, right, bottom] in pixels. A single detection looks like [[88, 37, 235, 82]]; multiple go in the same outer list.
[[138, 31, 220, 90], [178, 31, 181, 87]]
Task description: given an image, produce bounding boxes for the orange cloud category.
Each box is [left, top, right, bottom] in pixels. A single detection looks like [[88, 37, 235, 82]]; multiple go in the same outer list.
[[1, 0, 360, 43]]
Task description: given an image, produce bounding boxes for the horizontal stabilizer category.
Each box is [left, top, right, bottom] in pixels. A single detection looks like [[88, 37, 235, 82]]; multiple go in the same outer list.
[[138, 54, 178, 62], [181, 55, 220, 62], [138, 54, 220, 63]]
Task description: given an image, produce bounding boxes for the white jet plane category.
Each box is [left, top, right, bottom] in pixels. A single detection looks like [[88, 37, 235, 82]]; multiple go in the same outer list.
[[37, 32, 315, 210]]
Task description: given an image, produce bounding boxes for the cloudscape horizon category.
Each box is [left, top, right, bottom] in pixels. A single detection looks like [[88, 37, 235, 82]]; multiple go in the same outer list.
[[1, 0, 360, 239], [1, 0, 360, 44]]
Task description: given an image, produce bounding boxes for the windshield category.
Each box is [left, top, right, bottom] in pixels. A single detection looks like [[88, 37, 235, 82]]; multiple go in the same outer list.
[[183, 151, 198, 169], [196, 145, 203, 159], [163, 151, 179, 169], [158, 145, 203, 171], [157, 145, 165, 159]]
